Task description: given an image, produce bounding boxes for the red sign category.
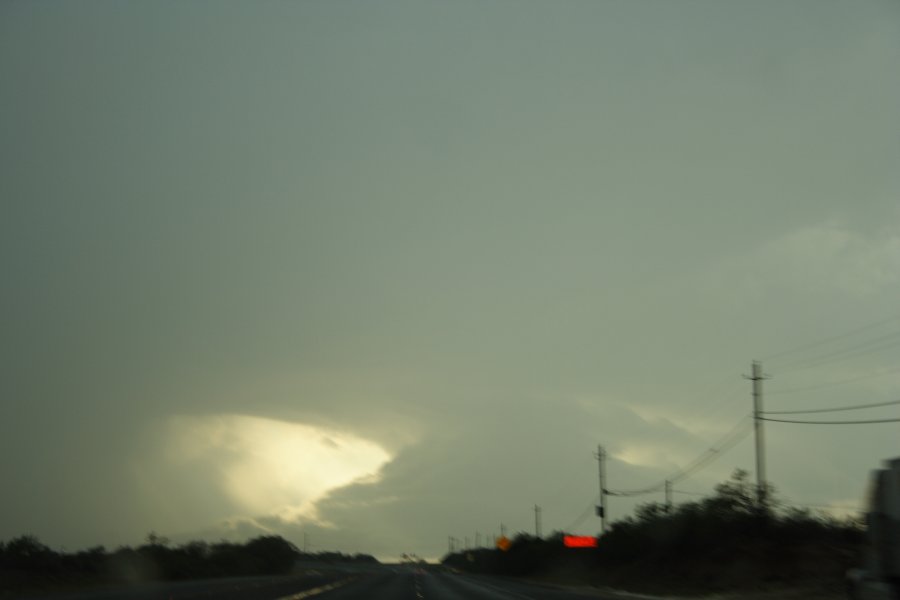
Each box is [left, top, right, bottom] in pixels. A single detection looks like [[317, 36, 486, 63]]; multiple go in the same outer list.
[[563, 535, 598, 548]]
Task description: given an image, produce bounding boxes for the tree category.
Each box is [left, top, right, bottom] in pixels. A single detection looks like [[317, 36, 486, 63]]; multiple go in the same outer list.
[[145, 531, 170, 547], [705, 468, 759, 516]]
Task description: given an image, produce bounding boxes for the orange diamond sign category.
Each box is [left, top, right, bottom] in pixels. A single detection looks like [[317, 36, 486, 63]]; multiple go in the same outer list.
[[496, 535, 511, 551]]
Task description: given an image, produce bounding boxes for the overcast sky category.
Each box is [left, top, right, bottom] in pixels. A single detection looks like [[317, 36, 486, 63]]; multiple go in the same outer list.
[[2, 0, 899, 560]]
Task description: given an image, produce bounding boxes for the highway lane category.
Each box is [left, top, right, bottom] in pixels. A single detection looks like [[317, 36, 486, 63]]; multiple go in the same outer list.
[[24, 566, 618, 600], [22, 569, 369, 600], [306, 568, 612, 600]]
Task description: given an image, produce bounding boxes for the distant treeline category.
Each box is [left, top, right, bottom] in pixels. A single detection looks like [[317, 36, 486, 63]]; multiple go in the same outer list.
[[444, 470, 863, 594], [0, 534, 377, 593]]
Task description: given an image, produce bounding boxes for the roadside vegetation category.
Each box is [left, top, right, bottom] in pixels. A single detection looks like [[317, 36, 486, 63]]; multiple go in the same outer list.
[[0, 534, 377, 596], [443, 470, 863, 595]]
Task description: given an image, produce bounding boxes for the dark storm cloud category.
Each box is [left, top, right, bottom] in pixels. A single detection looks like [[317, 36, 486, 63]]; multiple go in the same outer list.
[[1, 0, 898, 559]]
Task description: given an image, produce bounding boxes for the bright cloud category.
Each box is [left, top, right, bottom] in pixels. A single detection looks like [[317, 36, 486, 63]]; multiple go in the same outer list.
[[165, 414, 392, 525]]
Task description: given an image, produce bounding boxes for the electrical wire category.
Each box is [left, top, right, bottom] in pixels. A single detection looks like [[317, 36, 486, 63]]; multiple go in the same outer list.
[[762, 315, 900, 362], [762, 399, 900, 415], [766, 365, 900, 396], [668, 418, 753, 484], [794, 504, 863, 512], [672, 489, 707, 497], [561, 414, 752, 527], [773, 331, 900, 374], [606, 415, 753, 497], [606, 486, 664, 497], [562, 497, 599, 533], [759, 416, 900, 425]]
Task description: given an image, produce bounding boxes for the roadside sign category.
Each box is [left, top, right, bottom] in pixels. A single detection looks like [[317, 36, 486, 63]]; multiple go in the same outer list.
[[563, 535, 598, 548], [496, 535, 511, 551]]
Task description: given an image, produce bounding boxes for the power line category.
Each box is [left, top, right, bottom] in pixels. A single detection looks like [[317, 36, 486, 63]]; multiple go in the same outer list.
[[788, 503, 863, 512], [762, 399, 900, 415], [774, 331, 900, 374], [767, 365, 900, 395], [606, 485, 664, 497], [670, 416, 753, 481], [759, 416, 900, 425], [562, 497, 599, 533], [607, 415, 753, 497], [610, 417, 753, 494], [762, 315, 900, 362], [672, 489, 707, 497]]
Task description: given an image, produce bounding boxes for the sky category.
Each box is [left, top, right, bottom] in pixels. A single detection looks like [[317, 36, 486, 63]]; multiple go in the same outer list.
[[1, 0, 899, 561]]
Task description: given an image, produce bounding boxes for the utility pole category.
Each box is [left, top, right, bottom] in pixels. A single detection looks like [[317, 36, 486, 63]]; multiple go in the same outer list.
[[595, 445, 607, 534], [500, 523, 506, 538], [475, 532, 481, 547], [745, 360, 769, 509], [665, 480, 672, 513], [534, 505, 542, 538]]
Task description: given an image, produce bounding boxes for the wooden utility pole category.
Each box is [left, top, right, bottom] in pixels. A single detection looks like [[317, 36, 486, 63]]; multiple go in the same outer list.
[[596, 445, 607, 533], [746, 360, 768, 508]]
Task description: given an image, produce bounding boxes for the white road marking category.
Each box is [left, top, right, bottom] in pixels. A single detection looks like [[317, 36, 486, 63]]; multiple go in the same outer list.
[[274, 576, 356, 599]]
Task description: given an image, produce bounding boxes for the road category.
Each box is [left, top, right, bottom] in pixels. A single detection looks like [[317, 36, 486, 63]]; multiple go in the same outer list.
[[300, 567, 611, 600], [24, 565, 621, 600]]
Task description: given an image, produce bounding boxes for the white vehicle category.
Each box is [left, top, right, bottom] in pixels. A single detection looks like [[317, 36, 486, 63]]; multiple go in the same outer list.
[[848, 457, 900, 600]]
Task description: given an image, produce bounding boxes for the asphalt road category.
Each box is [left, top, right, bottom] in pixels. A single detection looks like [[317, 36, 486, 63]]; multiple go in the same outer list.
[[319, 568, 612, 600], [24, 565, 618, 600]]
